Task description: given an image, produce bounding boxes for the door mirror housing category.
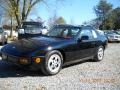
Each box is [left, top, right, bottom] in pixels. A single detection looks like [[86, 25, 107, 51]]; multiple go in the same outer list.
[[18, 29, 25, 34], [78, 35, 89, 42]]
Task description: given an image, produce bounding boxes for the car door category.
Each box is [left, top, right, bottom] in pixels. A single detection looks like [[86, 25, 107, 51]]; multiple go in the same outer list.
[[74, 28, 96, 60]]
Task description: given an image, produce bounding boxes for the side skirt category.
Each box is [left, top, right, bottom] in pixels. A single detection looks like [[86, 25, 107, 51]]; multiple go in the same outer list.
[[63, 56, 94, 66]]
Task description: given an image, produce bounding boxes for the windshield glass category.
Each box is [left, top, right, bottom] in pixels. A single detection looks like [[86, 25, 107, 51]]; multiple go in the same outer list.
[[24, 27, 42, 34], [114, 31, 120, 35], [106, 31, 117, 35], [22, 24, 42, 34], [46, 27, 80, 38]]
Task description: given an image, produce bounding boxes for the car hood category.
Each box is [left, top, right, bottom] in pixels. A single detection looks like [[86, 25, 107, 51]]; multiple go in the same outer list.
[[1, 36, 69, 56]]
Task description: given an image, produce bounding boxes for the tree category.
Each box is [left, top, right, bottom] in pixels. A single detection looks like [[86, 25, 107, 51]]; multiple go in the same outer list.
[[0, 0, 44, 27], [47, 13, 58, 27], [94, 0, 112, 29], [0, 10, 3, 25], [112, 7, 120, 30], [82, 19, 100, 29], [0, 0, 45, 37], [104, 15, 114, 30], [55, 17, 66, 24], [102, 7, 120, 30], [48, 16, 66, 27]]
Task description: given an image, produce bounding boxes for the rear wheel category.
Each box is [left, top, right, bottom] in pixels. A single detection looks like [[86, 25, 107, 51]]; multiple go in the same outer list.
[[41, 50, 63, 75], [93, 46, 104, 61]]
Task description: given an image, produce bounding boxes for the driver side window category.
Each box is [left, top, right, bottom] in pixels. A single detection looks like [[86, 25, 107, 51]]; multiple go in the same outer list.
[[79, 29, 93, 40]]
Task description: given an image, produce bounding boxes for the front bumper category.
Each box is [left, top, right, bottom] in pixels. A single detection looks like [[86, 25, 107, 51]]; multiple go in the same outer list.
[[1, 53, 45, 71]]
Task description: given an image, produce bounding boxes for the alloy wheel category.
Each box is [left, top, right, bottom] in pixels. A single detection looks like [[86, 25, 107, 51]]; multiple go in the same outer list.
[[98, 47, 104, 60], [47, 54, 61, 73]]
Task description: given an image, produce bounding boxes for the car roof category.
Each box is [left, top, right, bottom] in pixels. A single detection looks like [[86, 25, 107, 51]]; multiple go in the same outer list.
[[80, 25, 95, 30], [22, 21, 43, 27], [53, 24, 94, 29], [53, 24, 80, 28]]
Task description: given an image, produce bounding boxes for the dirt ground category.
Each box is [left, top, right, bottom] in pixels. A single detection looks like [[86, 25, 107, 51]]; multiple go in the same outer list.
[[0, 43, 120, 90]]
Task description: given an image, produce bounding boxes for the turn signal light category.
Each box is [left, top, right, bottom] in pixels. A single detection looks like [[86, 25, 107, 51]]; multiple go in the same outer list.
[[34, 57, 41, 63], [19, 58, 28, 65]]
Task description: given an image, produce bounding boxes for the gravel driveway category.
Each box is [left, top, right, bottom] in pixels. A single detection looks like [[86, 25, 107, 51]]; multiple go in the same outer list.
[[0, 43, 120, 90]]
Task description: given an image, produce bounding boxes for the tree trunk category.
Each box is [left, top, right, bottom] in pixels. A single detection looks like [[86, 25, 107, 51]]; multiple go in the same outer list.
[[10, 16, 13, 38]]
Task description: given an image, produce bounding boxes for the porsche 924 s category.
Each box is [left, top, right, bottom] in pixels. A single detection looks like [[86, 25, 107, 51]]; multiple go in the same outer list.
[[1, 25, 108, 75]]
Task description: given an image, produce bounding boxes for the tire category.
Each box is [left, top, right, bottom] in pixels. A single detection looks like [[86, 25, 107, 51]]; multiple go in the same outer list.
[[41, 50, 63, 75], [93, 46, 104, 62]]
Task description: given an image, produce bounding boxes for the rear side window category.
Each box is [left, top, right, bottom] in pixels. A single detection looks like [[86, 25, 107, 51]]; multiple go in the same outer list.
[[79, 29, 93, 40], [92, 30, 98, 38], [97, 30, 105, 36], [71, 28, 80, 36]]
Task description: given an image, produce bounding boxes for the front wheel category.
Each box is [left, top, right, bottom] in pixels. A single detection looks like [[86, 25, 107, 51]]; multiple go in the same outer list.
[[93, 46, 104, 61], [41, 50, 63, 75]]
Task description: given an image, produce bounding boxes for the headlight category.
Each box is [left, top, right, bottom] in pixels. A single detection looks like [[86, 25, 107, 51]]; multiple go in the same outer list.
[[19, 57, 29, 65]]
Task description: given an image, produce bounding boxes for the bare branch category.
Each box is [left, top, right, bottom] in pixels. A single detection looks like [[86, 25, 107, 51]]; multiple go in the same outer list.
[[0, 0, 45, 26]]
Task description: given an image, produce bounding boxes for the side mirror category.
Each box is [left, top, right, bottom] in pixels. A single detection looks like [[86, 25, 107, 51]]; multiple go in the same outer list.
[[18, 29, 25, 34], [78, 36, 89, 42]]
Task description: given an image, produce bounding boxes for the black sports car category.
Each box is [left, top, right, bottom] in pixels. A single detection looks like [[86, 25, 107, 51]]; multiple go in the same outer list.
[[1, 25, 108, 75]]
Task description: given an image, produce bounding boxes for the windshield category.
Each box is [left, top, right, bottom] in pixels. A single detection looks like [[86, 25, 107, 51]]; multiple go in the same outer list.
[[46, 27, 80, 38], [24, 27, 42, 34], [106, 31, 117, 35], [114, 31, 120, 35]]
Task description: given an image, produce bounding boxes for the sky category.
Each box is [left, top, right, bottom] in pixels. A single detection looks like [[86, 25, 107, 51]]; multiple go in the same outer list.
[[28, 0, 120, 25]]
